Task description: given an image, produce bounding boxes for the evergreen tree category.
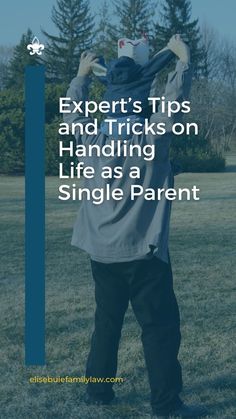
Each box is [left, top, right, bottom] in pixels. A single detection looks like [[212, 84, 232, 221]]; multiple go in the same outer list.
[[114, 0, 153, 39], [42, 0, 94, 83], [95, 1, 117, 59], [152, 0, 203, 74], [5, 29, 39, 88], [0, 46, 13, 89]]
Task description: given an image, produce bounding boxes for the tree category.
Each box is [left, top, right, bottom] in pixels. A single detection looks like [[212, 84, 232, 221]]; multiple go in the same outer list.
[[152, 0, 203, 75], [192, 25, 236, 152], [95, 1, 117, 59], [113, 0, 153, 39], [217, 40, 236, 150], [0, 46, 13, 89], [42, 0, 94, 83], [5, 29, 39, 88], [0, 88, 24, 174], [0, 82, 73, 175], [200, 23, 220, 79]]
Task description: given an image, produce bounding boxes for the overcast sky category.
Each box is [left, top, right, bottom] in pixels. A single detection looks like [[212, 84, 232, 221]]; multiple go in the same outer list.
[[0, 0, 235, 46]]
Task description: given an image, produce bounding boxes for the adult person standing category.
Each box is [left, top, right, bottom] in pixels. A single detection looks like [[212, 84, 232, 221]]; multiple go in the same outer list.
[[63, 35, 208, 418]]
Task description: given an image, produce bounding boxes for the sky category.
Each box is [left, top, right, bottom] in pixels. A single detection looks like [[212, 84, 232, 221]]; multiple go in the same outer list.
[[0, 0, 235, 46]]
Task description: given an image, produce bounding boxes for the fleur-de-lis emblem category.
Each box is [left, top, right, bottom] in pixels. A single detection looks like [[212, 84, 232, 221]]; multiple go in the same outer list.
[[27, 37, 45, 55]]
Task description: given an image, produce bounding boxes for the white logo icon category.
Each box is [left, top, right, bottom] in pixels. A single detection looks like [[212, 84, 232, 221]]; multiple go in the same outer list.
[[27, 37, 45, 55]]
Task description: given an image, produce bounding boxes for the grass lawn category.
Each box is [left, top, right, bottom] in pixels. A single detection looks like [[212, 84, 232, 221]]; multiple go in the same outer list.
[[0, 166, 235, 418]]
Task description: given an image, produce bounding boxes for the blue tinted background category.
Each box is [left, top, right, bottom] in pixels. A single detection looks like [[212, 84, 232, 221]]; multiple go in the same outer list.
[[1, 0, 235, 45]]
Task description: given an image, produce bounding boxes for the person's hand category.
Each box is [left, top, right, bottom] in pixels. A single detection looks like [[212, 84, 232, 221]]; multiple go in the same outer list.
[[167, 34, 190, 64], [77, 51, 98, 77]]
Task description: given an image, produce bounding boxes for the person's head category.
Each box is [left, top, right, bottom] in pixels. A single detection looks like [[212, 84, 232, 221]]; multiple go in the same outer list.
[[117, 35, 149, 66]]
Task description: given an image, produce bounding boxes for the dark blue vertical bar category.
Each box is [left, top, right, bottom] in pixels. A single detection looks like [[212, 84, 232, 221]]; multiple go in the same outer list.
[[25, 65, 45, 365]]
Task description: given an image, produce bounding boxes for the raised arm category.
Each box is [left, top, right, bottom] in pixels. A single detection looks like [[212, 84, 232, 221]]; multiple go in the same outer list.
[[143, 48, 175, 79], [150, 36, 192, 131], [63, 52, 98, 142]]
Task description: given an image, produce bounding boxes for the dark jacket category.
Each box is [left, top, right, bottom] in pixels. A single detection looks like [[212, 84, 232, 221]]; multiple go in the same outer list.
[[98, 49, 175, 117]]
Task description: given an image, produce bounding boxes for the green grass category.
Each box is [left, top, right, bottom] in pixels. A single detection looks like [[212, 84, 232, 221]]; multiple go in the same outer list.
[[0, 167, 235, 418]]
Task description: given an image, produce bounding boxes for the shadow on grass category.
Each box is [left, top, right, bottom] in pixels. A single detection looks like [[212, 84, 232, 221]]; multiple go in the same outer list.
[[185, 373, 236, 414], [186, 373, 236, 392]]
